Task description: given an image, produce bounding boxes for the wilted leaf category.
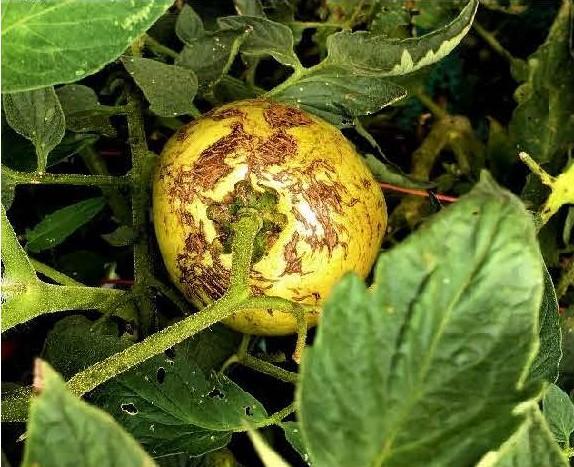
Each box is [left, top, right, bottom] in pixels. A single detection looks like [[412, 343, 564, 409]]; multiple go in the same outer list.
[[2, 87, 65, 171], [323, 0, 478, 77], [21, 361, 156, 467], [298, 173, 543, 466], [1, 0, 173, 92], [26, 197, 106, 253]]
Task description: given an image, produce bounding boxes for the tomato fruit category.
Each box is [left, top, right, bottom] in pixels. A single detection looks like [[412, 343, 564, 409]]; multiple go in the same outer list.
[[153, 99, 387, 335]]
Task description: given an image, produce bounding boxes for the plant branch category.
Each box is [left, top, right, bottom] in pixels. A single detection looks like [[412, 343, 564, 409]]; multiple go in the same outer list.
[[241, 354, 299, 384], [144, 34, 179, 60], [473, 22, 516, 63], [31, 258, 83, 286], [126, 90, 157, 333], [64, 212, 262, 398], [2, 165, 130, 187]]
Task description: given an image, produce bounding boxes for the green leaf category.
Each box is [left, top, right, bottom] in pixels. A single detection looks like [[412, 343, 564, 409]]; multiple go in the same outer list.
[[297, 173, 543, 467], [44, 315, 132, 379], [234, 0, 265, 17], [528, 264, 562, 383], [272, 66, 406, 125], [363, 153, 434, 189], [102, 225, 137, 247], [323, 0, 478, 76], [122, 57, 198, 117], [218, 16, 302, 69], [2, 87, 65, 171], [282, 422, 311, 465], [56, 84, 116, 136], [477, 405, 568, 467], [1, 0, 173, 92], [176, 30, 247, 92], [543, 384, 574, 445], [509, 0, 574, 164], [25, 197, 106, 253], [245, 424, 290, 467], [175, 5, 205, 44], [94, 337, 268, 458], [21, 360, 156, 467]]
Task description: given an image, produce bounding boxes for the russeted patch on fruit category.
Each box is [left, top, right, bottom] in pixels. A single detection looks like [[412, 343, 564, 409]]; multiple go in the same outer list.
[[153, 99, 387, 335]]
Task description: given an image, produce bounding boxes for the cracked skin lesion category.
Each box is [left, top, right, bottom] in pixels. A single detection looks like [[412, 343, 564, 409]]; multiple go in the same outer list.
[[153, 99, 387, 335]]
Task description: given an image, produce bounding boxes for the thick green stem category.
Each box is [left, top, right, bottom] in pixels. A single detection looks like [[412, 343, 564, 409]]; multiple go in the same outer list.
[[241, 354, 299, 384], [31, 259, 83, 286], [80, 146, 132, 224], [126, 91, 157, 333], [415, 90, 449, 120], [65, 212, 262, 397], [239, 296, 307, 362], [2, 165, 130, 187], [250, 403, 296, 429]]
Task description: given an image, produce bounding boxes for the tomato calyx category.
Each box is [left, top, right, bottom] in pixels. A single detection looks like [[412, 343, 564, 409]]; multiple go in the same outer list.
[[207, 180, 287, 263]]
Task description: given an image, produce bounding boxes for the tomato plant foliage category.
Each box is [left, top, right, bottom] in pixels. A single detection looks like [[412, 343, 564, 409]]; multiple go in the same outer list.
[[1, 0, 573, 466]]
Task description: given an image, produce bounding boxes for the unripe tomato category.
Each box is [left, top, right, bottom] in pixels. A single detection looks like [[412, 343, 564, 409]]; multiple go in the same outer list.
[[153, 99, 387, 335]]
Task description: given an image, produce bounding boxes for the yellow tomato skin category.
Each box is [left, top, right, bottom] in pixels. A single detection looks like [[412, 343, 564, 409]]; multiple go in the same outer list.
[[153, 99, 387, 335]]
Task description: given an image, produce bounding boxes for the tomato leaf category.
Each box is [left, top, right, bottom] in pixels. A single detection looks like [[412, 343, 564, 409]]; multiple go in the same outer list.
[[282, 421, 311, 465], [1, 0, 173, 92], [25, 197, 106, 253], [477, 405, 568, 467], [94, 337, 268, 458], [297, 173, 544, 467], [273, 66, 407, 126], [122, 57, 199, 117], [542, 384, 574, 445], [324, 0, 478, 77], [56, 84, 116, 136], [509, 0, 574, 164], [176, 30, 248, 92], [527, 264, 562, 383], [175, 4, 205, 45], [2, 87, 65, 172], [218, 15, 302, 70], [21, 361, 156, 467]]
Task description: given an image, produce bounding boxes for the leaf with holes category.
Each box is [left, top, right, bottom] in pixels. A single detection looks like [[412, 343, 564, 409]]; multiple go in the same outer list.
[[93, 335, 266, 458], [21, 361, 156, 467], [297, 173, 543, 467]]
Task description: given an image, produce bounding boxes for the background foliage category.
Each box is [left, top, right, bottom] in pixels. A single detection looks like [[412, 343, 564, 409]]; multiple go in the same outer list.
[[1, 0, 573, 466]]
